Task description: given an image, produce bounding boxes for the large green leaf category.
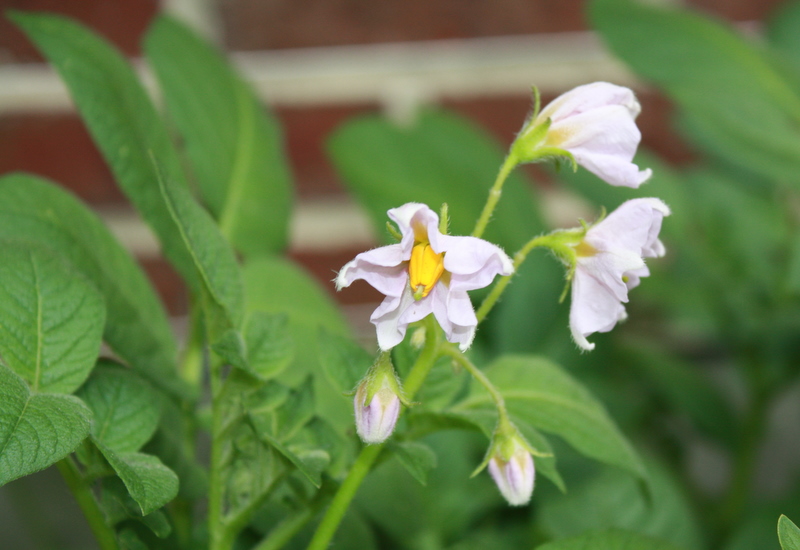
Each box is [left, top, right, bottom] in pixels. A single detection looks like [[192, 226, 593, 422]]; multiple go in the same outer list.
[[0, 242, 104, 394], [77, 363, 162, 454], [97, 443, 179, 516], [154, 158, 244, 332], [0, 365, 92, 486], [0, 173, 187, 399], [456, 355, 647, 483], [590, 0, 800, 186], [780, 515, 800, 550], [766, 2, 800, 74], [535, 528, 684, 550], [328, 109, 544, 252], [9, 11, 197, 283], [144, 15, 293, 257]]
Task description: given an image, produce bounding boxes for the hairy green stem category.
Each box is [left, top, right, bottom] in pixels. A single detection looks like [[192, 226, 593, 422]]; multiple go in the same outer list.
[[475, 234, 551, 322], [306, 317, 443, 550], [472, 153, 518, 239], [57, 457, 119, 550], [441, 345, 509, 422], [208, 354, 227, 550]]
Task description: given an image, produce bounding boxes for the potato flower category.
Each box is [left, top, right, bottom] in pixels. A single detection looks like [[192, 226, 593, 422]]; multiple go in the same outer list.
[[514, 82, 652, 188], [336, 203, 513, 351], [568, 198, 670, 350]]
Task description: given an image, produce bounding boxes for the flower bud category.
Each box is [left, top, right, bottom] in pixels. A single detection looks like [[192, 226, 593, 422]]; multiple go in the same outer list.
[[353, 352, 406, 444], [488, 441, 535, 506], [354, 378, 401, 444]]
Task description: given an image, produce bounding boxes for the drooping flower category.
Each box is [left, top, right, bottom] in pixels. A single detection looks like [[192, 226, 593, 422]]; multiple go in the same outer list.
[[336, 203, 513, 351], [513, 82, 652, 188], [569, 197, 670, 350]]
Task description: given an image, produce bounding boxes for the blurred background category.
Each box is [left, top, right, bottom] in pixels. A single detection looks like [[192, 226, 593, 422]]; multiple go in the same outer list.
[[2, 1, 800, 549]]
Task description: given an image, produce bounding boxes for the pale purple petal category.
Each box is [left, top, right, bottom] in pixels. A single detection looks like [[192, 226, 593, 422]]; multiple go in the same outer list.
[[336, 245, 409, 297], [577, 248, 644, 303], [354, 383, 400, 444], [588, 198, 670, 257], [446, 289, 478, 351], [570, 268, 628, 351], [434, 234, 514, 291], [624, 265, 650, 291], [371, 289, 416, 351], [388, 202, 439, 250], [537, 82, 640, 125]]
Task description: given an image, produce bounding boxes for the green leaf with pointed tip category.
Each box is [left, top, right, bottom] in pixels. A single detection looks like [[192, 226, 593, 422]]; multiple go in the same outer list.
[[144, 15, 293, 257], [0, 242, 104, 394], [77, 363, 162, 454], [318, 328, 373, 395], [0, 365, 92, 486], [779, 515, 800, 550], [240, 312, 294, 380], [153, 157, 244, 333], [253, 428, 325, 488], [328, 109, 545, 253], [0, 173, 188, 400], [100, 477, 172, 539], [457, 355, 647, 484], [96, 442, 179, 516], [389, 440, 437, 486], [590, 0, 800, 187], [535, 528, 684, 550], [9, 11, 197, 282]]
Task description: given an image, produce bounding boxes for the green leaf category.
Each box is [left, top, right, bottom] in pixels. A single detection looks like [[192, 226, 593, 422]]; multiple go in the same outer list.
[[0, 242, 104, 394], [779, 515, 800, 550], [318, 328, 373, 395], [328, 109, 545, 252], [9, 11, 198, 282], [77, 363, 162, 454], [96, 442, 179, 515], [389, 440, 437, 486], [144, 15, 293, 257], [589, 0, 800, 186], [212, 313, 293, 380], [537, 457, 703, 550], [253, 428, 326, 488], [242, 257, 352, 433], [535, 528, 684, 550], [0, 365, 92, 485], [0, 173, 188, 400], [458, 355, 647, 483], [100, 476, 172, 538], [153, 157, 244, 332]]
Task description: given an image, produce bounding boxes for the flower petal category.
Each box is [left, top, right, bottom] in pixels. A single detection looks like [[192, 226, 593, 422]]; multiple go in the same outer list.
[[433, 234, 513, 291], [371, 289, 416, 351], [537, 82, 641, 125], [588, 198, 670, 257], [336, 244, 409, 297], [570, 268, 628, 351], [388, 202, 439, 249], [445, 289, 478, 351]]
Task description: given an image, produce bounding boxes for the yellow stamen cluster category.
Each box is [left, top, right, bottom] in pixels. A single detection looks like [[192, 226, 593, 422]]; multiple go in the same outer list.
[[409, 242, 445, 300]]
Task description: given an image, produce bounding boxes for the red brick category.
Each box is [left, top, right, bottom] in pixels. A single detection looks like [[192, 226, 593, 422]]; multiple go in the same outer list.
[[0, 113, 125, 204], [220, 0, 588, 51], [0, 0, 158, 64]]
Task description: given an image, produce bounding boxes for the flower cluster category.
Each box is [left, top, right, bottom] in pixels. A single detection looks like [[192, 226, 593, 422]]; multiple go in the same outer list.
[[335, 81, 668, 508]]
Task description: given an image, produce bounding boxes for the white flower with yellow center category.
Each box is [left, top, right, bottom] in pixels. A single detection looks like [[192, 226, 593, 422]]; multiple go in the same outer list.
[[336, 203, 513, 351]]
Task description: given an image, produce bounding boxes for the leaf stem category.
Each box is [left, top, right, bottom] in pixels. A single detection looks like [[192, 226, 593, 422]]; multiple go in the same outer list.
[[472, 153, 518, 239], [57, 457, 119, 550], [306, 316, 442, 550], [475, 233, 551, 323], [441, 345, 509, 422]]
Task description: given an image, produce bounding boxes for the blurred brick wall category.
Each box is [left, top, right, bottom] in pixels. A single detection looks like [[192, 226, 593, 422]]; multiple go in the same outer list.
[[0, 0, 788, 316]]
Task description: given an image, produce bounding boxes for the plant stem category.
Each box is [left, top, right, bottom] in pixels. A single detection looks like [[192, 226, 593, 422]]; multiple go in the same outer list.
[[472, 153, 518, 239], [57, 457, 119, 550], [475, 234, 551, 322], [306, 317, 443, 550], [441, 345, 508, 421], [208, 354, 227, 550]]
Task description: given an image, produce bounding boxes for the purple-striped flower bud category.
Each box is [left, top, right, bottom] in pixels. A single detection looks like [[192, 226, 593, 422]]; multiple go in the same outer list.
[[488, 437, 535, 506], [353, 354, 405, 445]]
